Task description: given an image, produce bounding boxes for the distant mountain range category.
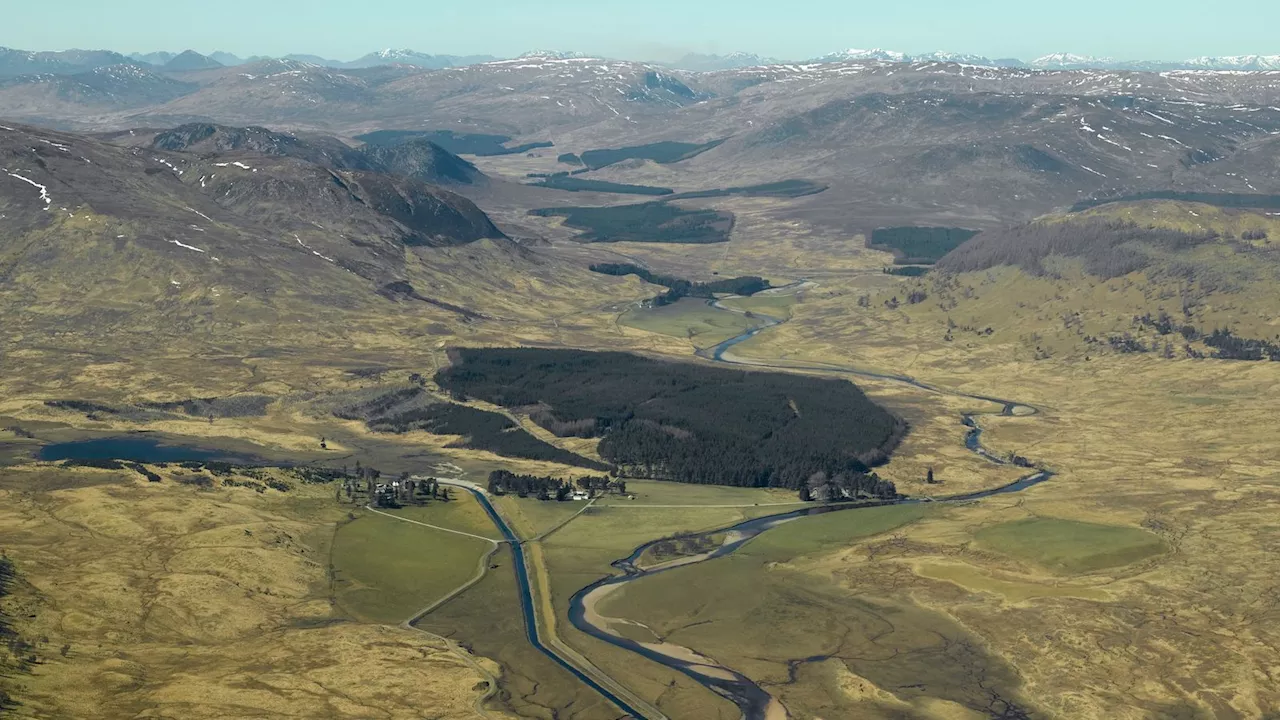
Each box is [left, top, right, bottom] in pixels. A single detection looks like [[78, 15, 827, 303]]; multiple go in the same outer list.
[[125, 48, 501, 71], [801, 49, 1280, 71], [4, 45, 1280, 80]]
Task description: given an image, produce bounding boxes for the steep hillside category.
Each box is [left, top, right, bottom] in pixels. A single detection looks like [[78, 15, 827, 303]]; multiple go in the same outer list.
[[0, 123, 630, 389], [148, 122, 369, 167], [359, 139, 484, 185], [139, 122, 486, 186]]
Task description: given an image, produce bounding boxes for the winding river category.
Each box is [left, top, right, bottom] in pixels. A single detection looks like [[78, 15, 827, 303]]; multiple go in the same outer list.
[[557, 296, 1055, 720]]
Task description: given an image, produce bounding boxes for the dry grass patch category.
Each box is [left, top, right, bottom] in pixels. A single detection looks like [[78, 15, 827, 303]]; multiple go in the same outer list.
[[0, 464, 506, 719]]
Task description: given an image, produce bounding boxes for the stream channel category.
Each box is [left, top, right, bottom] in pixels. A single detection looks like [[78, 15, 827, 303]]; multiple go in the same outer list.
[[557, 295, 1053, 719]]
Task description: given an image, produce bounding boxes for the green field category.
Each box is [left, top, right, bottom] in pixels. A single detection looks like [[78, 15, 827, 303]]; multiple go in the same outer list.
[[974, 517, 1167, 573], [330, 512, 493, 624], [596, 503, 1028, 717], [718, 292, 800, 319], [385, 492, 504, 540], [415, 546, 622, 720], [543, 502, 793, 617], [492, 494, 589, 540], [743, 503, 934, 562], [620, 297, 766, 345], [541, 502, 788, 717]]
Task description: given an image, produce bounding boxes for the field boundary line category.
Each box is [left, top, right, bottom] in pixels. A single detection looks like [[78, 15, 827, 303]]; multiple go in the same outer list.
[[365, 505, 502, 544], [403, 541, 502, 626], [534, 496, 598, 541]]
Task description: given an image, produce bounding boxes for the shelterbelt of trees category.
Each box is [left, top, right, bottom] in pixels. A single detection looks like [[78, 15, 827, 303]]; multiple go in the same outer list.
[[486, 470, 624, 500], [328, 384, 611, 470], [437, 348, 904, 495]]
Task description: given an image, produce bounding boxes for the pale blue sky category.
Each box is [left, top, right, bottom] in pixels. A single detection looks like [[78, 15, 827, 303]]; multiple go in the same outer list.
[[5, 0, 1277, 62]]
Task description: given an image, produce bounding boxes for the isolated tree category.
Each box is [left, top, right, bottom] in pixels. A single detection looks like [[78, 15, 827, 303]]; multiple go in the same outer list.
[[799, 485, 812, 502], [926, 467, 935, 484]]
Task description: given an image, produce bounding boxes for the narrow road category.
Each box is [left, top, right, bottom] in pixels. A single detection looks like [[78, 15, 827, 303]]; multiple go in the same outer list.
[[438, 480, 667, 720], [413, 283, 1053, 720]]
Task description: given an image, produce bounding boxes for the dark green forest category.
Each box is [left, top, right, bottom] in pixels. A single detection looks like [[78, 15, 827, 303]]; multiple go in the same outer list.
[[532, 176, 675, 195], [590, 263, 770, 304], [487, 470, 623, 500], [669, 179, 828, 200], [884, 266, 930, 277], [354, 130, 552, 156], [870, 226, 980, 264], [437, 348, 903, 494], [577, 139, 724, 170], [531, 202, 734, 243], [330, 386, 609, 470]]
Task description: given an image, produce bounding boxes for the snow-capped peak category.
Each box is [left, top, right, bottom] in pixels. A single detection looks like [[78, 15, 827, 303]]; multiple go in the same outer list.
[[1183, 54, 1280, 71], [913, 51, 1001, 65], [817, 48, 908, 63], [1030, 53, 1115, 69], [375, 48, 427, 59], [519, 50, 590, 60]]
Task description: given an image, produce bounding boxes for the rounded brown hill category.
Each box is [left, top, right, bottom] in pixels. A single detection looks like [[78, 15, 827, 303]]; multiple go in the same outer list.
[[148, 122, 485, 186]]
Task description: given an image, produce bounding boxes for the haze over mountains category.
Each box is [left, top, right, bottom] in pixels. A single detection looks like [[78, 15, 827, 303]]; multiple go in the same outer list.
[[7, 7, 1280, 719], [4, 47, 1279, 233], [4, 43, 1280, 80]]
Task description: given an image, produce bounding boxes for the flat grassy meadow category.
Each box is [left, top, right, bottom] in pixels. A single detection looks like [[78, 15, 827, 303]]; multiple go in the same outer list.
[[619, 296, 767, 346], [330, 512, 493, 624]]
